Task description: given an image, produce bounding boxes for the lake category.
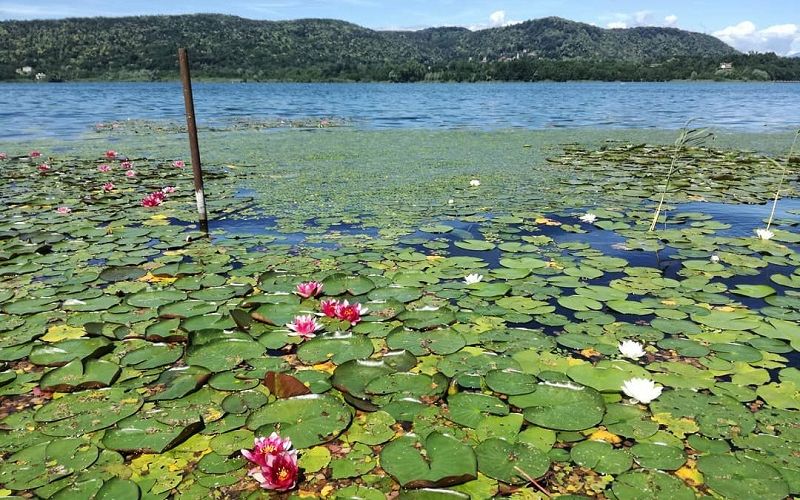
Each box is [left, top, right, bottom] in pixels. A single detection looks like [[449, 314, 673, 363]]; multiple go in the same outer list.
[[1, 81, 799, 141]]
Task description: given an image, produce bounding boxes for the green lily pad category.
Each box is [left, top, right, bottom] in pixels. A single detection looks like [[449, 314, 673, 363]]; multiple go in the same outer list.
[[380, 432, 477, 488], [510, 383, 606, 431], [246, 394, 352, 448], [475, 438, 550, 484], [570, 440, 633, 475]]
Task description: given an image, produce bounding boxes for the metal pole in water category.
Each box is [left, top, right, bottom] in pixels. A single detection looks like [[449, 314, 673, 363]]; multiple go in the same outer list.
[[178, 48, 209, 234]]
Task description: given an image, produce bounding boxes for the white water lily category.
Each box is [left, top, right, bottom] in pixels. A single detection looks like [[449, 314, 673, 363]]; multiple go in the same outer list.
[[63, 299, 86, 306], [464, 273, 483, 285], [622, 378, 663, 404], [710, 254, 720, 263], [579, 213, 598, 224], [469, 179, 481, 187], [447, 199, 454, 205], [756, 228, 774, 240], [618, 340, 646, 359]]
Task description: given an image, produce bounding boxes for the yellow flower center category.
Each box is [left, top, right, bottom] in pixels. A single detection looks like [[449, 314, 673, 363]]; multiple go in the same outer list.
[[278, 468, 289, 480]]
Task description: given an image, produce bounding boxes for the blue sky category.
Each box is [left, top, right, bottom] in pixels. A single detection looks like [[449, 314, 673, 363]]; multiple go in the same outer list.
[[2, 1, 798, 54]]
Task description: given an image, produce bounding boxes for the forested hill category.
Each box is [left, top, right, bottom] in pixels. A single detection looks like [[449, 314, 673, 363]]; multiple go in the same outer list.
[[3, 14, 796, 82]]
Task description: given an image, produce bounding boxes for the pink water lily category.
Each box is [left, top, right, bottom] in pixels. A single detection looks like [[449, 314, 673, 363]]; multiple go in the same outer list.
[[141, 191, 166, 207], [296, 281, 323, 299], [172, 160, 186, 168], [248, 449, 298, 492], [102, 182, 115, 192], [98, 164, 111, 173], [320, 298, 339, 318], [105, 150, 117, 159], [286, 314, 322, 339], [56, 206, 71, 214], [162, 186, 177, 194], [125, 170, 136, 178], [37, 164, 50, 173], [29, 151, 41, 158], [120, 161, 133, 170], [335, 300, 368, 326], [242, 433, 293, 468], [0, 152, 7, 160]]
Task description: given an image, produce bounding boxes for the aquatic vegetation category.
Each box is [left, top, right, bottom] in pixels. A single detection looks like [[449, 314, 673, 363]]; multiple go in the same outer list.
[[765, 130, 799, 232], [0, 130, 798, 499], [619, 340, 646, 359], [286, 315, 323, 339], [622, 378, 663, 404], [648, 122, 714, 231], [295, 281, 324, 298]]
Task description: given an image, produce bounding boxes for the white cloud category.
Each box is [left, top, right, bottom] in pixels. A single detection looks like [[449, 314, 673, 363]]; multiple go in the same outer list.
[[469, 10, 521, 30], [604, 10, 679, 30], [713, 21, 800, 55], [489, 10, 507, 27]]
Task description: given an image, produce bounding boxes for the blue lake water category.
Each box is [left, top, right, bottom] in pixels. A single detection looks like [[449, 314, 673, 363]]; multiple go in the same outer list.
[[1, 81, 799, 140]]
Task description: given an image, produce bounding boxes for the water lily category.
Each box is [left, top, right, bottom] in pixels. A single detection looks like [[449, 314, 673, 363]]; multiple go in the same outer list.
[[296, 281, 323, 299], [141, 191, 165, 207], [447, 199, 454, 205], [125, 170, 136, 178], [464, 273, 483, 285], [162, 186, 177, 194], [105, 150, 117, 159], [0, 152, 7, 160], [579, 213, 598, 224], [242, 433, 293, 468], [248, 449, 298, 492], [98, 164, 111, 173], [469, 179, 481, 187], [710, 254, 720, 263], [320, 298, 339, 318], [29, 151, 41, 158], [102, 182, 115, 192], [335, 300, 368, 326], [618, 340, 646, 359], [621, 378, 663, 404], [172, 160, 186, 168], [756, 228, 774, 240], [37, 163, 50, 172], [56, 206, 71, 214], [286, 315, 322, 339], [242, 433, 298, 492], [120, 161, 133, 170]]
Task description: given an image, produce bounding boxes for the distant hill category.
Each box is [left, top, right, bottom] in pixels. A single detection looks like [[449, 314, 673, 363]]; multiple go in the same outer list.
[[3, 14, 795, 82]]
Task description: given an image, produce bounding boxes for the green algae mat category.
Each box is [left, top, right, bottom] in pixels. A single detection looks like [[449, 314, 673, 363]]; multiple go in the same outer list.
[[0, 129, 799, 499]]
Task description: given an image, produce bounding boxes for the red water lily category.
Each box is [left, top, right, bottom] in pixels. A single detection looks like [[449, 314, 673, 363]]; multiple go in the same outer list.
[[286, 315, 322, 340], [335, 300, 368, 326], [320, 298, 339, 318], [102, 182, 115, 192], [241, 433, 293, 468], [105, 150, 117, 159], [120, 161, 133, 170], [37, 164, 50, 173], [29, 151, 41, 158], [141, 191, 166, 207], [295, 281, 323, 299], [242, 433, 298, 492]]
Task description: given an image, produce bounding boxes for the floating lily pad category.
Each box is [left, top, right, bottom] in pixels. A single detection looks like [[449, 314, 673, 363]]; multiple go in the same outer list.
[[246, 394, 352, 448], [380, 432, 477, 488]]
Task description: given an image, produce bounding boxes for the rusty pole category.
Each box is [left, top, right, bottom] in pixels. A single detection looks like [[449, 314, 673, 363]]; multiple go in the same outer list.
[[178, 48, 209, 234]]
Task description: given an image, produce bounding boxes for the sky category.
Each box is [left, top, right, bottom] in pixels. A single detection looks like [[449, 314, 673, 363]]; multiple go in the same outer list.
[[1, 0, 799, 55]]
